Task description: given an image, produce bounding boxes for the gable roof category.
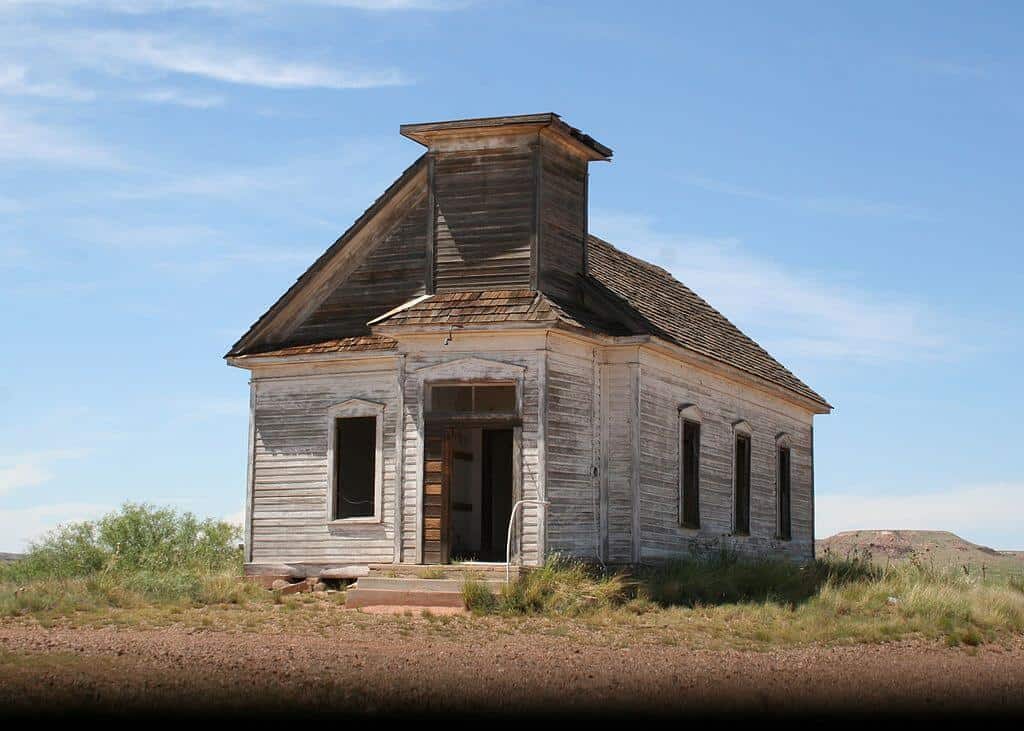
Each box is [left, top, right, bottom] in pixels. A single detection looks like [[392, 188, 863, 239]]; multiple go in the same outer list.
[[226, 145, 827, 410], [226, 154, 427, 358], [586, 235, 829, 408]]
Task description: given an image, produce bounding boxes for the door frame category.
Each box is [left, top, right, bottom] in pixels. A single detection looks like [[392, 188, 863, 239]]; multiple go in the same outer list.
[[421, 417, 521, 564]]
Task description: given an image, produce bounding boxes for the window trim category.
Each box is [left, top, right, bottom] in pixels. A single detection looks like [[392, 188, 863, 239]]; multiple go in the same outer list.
[[326, 399, 385, 526], [776, 432, 793, 541], [678, 404, 702, 530], [731, 420, 753, 536]]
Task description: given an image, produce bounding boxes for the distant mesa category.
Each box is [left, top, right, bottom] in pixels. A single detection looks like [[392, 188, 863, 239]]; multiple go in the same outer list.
[[817, 530, 1023, 579], [0, 552, 23, 563]]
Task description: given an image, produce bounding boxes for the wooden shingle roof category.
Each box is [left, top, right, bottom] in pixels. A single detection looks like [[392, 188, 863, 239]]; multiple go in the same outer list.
[[237, 334, 397, 358], [586, 235, 829, 408]]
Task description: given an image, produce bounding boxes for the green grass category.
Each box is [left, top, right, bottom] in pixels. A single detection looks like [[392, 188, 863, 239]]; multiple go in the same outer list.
[[467, 554, 1024, 647], [4, 507, 1023, 649]]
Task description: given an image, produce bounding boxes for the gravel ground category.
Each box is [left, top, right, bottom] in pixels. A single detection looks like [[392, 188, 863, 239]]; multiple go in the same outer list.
[[1, 621, 1023, 718]]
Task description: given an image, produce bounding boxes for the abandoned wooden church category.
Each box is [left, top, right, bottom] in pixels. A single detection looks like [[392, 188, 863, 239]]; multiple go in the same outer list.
[[227, 114, 831, 579]]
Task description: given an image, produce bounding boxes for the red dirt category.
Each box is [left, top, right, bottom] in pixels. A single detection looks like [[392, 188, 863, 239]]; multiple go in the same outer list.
[[1, 622, 1023, 718]]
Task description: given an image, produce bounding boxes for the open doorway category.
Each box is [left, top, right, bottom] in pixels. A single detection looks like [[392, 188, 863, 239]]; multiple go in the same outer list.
[[449, 428, 514, 562]]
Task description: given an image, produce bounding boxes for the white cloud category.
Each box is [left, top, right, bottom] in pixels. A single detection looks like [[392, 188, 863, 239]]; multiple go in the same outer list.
[[0, 449, 91, 496], [0, 64, 95, 101], [0, 109, 116, 166], [52, 30, 408, 89], [590, 210, 950, 363], [816, 482, 1023, 544], [0, 502, 111, 553], [223, 509, 244, 528], [679, 174, 931, 221], [137, 88, 224, 108]]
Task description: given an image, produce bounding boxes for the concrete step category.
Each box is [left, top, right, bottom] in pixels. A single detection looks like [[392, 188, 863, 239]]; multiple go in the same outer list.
[[355, 576, 505, 592], [345, 588, 466, 609], [345, 576, 504, 609]]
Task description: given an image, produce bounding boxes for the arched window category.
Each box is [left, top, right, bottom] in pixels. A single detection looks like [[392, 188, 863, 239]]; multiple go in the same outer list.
[[732, 420, 753, 536], [678, 404, 702, 529], [776, 433, 793, 541]]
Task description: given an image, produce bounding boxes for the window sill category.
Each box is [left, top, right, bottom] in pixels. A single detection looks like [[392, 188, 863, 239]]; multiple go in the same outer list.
[[731, 531, 751, 538], [328, 517, 382, 529], [679, 523, 701, 532]]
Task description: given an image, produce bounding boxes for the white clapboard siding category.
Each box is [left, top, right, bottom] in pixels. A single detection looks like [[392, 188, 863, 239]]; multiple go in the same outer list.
[[602, 358, 637, 564], [544, 344, 601, 560], [250, 366, 400, 564], [636, 349, 815, 563]]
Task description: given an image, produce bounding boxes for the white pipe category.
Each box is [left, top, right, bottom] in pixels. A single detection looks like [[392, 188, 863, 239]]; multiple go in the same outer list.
[[505, 499, 550, 583]]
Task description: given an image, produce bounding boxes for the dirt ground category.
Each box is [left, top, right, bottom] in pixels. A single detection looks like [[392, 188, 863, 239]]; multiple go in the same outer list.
[[1, 619, 1023, 718]]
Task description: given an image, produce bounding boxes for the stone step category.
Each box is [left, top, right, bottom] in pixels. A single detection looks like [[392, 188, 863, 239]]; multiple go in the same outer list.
[[345, 588, 466, 609], [355, 576, 505, 592], [345, 575, 504, 609]]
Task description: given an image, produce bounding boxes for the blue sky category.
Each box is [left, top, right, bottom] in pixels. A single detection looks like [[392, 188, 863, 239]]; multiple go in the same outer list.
[[1, 1, 1021, 552]]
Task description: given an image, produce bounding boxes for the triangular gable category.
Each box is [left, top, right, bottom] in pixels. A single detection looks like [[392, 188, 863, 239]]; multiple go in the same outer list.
[[227, 155, 428, 357]]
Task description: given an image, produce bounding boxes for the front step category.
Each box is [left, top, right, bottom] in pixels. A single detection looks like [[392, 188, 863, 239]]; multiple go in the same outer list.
[[345, 576, 504, 610]]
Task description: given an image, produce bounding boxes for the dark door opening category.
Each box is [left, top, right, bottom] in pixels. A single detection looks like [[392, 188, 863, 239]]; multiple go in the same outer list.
[[449, 427, 514, 562]]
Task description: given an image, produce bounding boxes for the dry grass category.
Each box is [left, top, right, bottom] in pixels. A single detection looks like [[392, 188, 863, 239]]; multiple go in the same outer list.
[[462, 555, 1024, 648]]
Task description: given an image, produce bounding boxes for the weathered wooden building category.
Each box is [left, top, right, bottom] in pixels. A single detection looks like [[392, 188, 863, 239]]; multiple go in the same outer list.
[[227, 114, 830, 577]]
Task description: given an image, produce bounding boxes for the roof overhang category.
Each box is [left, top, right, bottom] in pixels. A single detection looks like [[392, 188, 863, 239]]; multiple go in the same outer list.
[[400, 113, 612, 161]]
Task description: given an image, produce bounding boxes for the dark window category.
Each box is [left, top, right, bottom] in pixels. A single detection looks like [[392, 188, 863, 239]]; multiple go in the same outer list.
[[778, 446, 792, 541], [334, 416, 376, 519], [430, 384, 516, 414], [681, 420, 700, 528], [734, 433, 751, 535], [474, 385, 517, 413], [431, 385, 473, 413]]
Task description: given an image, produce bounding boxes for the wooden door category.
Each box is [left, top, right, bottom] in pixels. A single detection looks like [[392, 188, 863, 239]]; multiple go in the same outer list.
[[422, 425, 452, 564]]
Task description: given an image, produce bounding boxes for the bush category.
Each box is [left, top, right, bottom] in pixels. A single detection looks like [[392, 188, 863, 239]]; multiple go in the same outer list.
[[462, 578, 497, 613], [0, 502, 242, 584], [0, 503, 251, 616], [497, 557, 630, 615], [638, 551, 880, 608]]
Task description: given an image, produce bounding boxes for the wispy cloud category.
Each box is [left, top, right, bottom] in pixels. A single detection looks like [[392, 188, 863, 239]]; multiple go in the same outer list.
[[906, 58, 995, 80], [817, 482, 1023, 546], [0, 197, 24, 215], [49, 30, 408, 89], [6, 0, 470, 11], [0, 448, 91, 496], [0, 109, 116, 166], [679, 174, 931, 221], [591, 210, 950, 363], [0, 64, 95, 101], [137, 88, 224, 108], [0, 501, 111, 552], [71, 219, 223, 250]]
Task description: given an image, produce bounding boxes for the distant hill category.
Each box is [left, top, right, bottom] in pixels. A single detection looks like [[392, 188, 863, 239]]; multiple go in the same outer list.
[[0, 552, 23, 564], [817, 530, 1024, 580]]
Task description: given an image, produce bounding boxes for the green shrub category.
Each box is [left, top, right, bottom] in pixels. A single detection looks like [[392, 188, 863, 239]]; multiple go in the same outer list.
[[0, 502, 241, 584], [497, 556, 630, 615], [462, 578, 497, 613], [0, 503, 252, 617]]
